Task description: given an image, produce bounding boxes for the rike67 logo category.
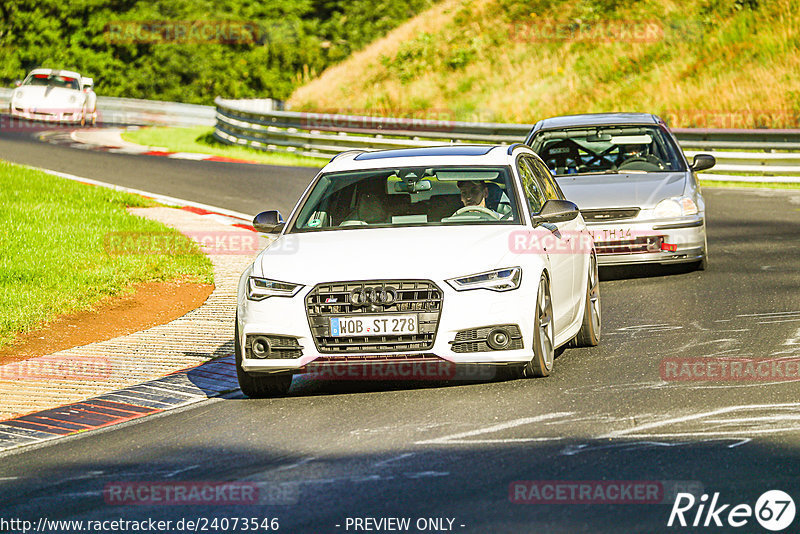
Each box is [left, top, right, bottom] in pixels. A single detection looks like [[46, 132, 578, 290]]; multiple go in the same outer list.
[[668, 490, 796, 531]]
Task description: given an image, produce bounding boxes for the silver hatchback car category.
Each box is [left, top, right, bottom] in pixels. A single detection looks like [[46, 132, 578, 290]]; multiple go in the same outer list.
[[525, 113, 715, 269]]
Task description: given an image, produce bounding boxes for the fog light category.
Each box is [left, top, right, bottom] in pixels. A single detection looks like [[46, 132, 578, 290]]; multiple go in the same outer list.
[[487, 328, 511, 350], [251, 336, 272, 358]]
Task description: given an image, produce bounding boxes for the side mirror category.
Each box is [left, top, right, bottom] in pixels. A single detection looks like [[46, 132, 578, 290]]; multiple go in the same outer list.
[[690, 154, 715, 172], [534, 199, 579, 224], [14, 80, 22, 87], [253, 210, 284, 233]]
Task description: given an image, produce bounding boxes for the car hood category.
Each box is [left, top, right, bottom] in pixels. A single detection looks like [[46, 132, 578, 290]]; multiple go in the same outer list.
[[555, 172, 687, 209], [15, 86, 83, 106], [255, 225, 528, 284]]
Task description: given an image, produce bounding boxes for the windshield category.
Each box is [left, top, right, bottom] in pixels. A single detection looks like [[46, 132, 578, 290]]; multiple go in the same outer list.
[[290, 166, 521, 232], [530, 125, 685, 175], [23, 73, 80, 90]]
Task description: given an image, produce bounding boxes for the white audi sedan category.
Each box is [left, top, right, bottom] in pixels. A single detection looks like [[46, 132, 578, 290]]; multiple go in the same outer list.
[[236, 145, 600, 396], [9, 68, 97, 125]]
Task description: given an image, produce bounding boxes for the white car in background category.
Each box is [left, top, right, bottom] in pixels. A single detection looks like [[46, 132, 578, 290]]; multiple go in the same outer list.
[[235, 145, 601, 397], [9, 68, 97, 126]]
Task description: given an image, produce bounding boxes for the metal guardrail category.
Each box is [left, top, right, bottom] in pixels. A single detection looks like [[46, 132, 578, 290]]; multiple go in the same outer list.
[[4, 88, 798, 182], [95, 96, 215, 127], [214, 97, 800, 182]]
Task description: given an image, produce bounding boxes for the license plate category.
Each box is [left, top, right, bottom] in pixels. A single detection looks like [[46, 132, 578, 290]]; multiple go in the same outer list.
[[589, 228, 633, 242], [330, 315, 418, 337]]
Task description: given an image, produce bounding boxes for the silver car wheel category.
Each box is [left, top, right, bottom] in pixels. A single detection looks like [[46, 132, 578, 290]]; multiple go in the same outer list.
[[537, 276, 555, 371]]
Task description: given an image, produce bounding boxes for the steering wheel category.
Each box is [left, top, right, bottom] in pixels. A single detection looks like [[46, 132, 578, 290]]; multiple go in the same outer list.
[[453, 205, 501, 220], [618, 155, 665, 170]]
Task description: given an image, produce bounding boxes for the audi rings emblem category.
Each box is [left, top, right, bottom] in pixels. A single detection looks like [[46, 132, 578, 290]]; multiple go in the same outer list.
[[349, 286, 398, 307]]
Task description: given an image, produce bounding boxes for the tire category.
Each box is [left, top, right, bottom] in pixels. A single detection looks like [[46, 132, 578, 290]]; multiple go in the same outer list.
[[522, 274, 556, 378], [235, 313, 292, 398], [572, 254, 601, 347]]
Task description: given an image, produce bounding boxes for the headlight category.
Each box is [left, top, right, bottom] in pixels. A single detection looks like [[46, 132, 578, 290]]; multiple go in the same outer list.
[[247, 277, 303, 301], [446, 267, 522, 292], [11, 91, 20, 101], [654, 197, 698, 218]]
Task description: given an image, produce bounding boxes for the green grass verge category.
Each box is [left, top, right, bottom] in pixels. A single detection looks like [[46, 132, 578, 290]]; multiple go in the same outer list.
[[0, 161, 214, 349], [122, 126, 324, 168], [700, 179, 800, 190]]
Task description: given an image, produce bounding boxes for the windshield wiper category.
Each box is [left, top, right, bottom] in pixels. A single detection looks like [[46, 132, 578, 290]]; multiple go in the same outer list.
[[556, 169, 619, 177]]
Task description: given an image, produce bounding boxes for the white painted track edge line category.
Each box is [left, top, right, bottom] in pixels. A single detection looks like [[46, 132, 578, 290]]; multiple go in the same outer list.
[[23, 164, 256, 221]]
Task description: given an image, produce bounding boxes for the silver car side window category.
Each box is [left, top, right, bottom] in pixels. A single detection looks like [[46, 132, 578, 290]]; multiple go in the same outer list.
[[517, 157, 546, 217], [528, 157, 562, 200]]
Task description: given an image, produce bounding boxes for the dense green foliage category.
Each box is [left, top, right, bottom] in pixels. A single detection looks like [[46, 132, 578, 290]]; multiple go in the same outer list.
[[0, 0, 433, 103]]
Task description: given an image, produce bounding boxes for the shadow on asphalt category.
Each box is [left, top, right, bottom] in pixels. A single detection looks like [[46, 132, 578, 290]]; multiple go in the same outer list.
[[1, 435, 798, 533], [599, 262, 701, 281]]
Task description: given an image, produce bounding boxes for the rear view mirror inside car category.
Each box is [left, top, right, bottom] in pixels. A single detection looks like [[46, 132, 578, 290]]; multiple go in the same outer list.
[[586, 133, 612, 142], [394, 180, 432, 193]]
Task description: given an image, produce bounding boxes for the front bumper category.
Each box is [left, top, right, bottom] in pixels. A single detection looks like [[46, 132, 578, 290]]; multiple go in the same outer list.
[[588, 216, 706, 266], [9, 105, 84, 123], [238, 277, 540, 374]]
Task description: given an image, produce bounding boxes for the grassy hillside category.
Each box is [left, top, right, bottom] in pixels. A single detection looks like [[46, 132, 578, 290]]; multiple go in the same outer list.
[[288, 0, 800, 128]]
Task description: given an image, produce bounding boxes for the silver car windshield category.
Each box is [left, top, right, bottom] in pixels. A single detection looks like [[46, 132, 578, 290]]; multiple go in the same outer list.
[[530, 125, 686, 175], [290, 166, 521, 232]]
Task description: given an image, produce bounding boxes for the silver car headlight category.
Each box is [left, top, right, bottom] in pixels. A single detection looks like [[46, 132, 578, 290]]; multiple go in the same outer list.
[[446, 267, 522, 292], [247, 277, 304, 301], [654, 197, 698, 218]]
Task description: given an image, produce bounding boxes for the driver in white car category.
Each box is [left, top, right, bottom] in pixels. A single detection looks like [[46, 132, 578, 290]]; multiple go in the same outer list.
[[456, 180, 513, 220], [457, 180, 489, 208]]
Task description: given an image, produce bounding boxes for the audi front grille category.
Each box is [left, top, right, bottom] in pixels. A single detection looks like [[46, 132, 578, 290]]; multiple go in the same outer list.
[[305, 280, 443, 353]]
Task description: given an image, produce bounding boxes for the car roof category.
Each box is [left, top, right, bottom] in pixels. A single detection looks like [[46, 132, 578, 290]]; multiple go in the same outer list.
[[525, 113, 667, 144], [28, 68, 82, 79], [324, 145, 535, 172], [533, 112, 661, 130]]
